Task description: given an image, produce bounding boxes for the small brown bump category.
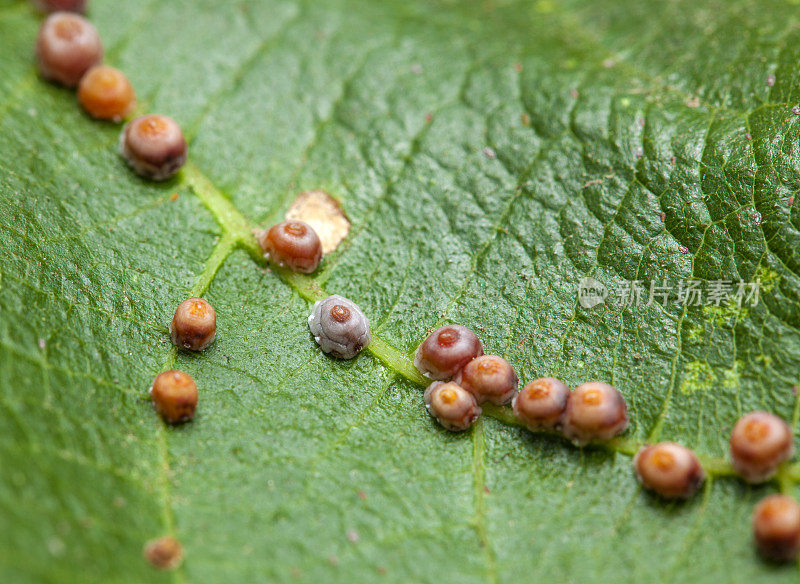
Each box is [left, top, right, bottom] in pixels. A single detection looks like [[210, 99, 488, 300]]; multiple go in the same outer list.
[[753, 494, 800, 562], [561, 381, 628, 445], [414, 325, 483, 380], [329, 304, 351, 323], [455, 355, 518, 405], [120, 114, 187, 181], [144, 536, 184, 570], [36, 12, 102, 87], [424, 381, 481, 432], [170, 297, 217, 351], [33, 0, 86, 13], [513, 377, 570, 431], [730, 411, 794, 483], [150, 370, 198, 424], [634, 442, 705, 499], [259, 220, 322, 274], [78, 65, 136, 122]]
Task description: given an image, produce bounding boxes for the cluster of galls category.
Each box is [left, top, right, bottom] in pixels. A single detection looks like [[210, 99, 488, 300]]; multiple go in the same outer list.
[[257, 220, 373, 360], [414, 324, 629, 446], [34, 4, 188, 181], [148, 297, 217, 425], [415, 325, 800, 562], [728, 411, 800, 562]]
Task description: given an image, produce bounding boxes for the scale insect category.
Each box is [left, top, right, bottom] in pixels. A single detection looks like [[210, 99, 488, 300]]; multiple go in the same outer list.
[[78, 65, 136, 122], [308, 295, 371, 359], [150, 370, 198, 424], [454, 354, 518, 405], [512, 377, 570, 431], [753, 494, 800, 562], [424, 381, 481, 432], [259, 220, 322, 274], [36, 11, 102, 87], [413, 324, 483, 380], [561, 381, 628, 446], [33, 0, 87, 13], [170, 297, 217, 352], [633, 442, 705, 499], [119, 114, 188, 181], [729, 411, 794, 483]]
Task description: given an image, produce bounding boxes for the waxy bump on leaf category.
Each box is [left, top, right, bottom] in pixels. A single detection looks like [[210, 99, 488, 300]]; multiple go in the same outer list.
[[414, 325, 483, 380], [150, 370, 198, 425], [308, 294, 371, 359], [36, 12, 102, 87], [78, 65, 136, 122], [454, 354, 518, 405], [259, 220, 322, 274], [753, 494, 800, 562], [424, 381, 481, 432], [634, 442, 705, 499], [32, 0, 87, 13], [513, 377, 570, 431], [143, 536, 184, 570], [170, 297, 217, 352], [729, 411, 794, 484], [561, 382, 628, 446], [120, 114, 188, 181]]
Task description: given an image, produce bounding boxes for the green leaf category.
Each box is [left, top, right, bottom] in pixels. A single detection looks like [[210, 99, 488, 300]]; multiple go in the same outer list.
[[2, 0, 800, 582]]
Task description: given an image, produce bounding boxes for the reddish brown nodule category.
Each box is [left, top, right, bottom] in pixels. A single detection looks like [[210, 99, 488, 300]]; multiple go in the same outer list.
[[150, 370, 198, 424], [454, 355, 518, 405], [413, 325, 484, 380], [730, 411, 794, 483], [634, 442, 705, 499], [78, 65, 136, 122], [36, 12, 102, 87], [561, 382, 628, 446], [170, 297, 216, 351], [33, 0, 87, 13], [119, 114, 187, 181], [513, 377, 570, 431], [424, 381, 481, 432], [753, 494, 800, 562], [259, 220, 322, 274], [329, 304, 351, 323], [144, 536, 184, 570]]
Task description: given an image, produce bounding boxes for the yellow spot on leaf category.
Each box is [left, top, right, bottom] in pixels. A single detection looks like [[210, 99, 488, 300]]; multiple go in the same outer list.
[[285, 190, 350, 255]]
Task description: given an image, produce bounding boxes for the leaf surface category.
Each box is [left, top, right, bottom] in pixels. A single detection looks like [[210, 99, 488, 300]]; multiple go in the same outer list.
[[1, 0, 800, 582]]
